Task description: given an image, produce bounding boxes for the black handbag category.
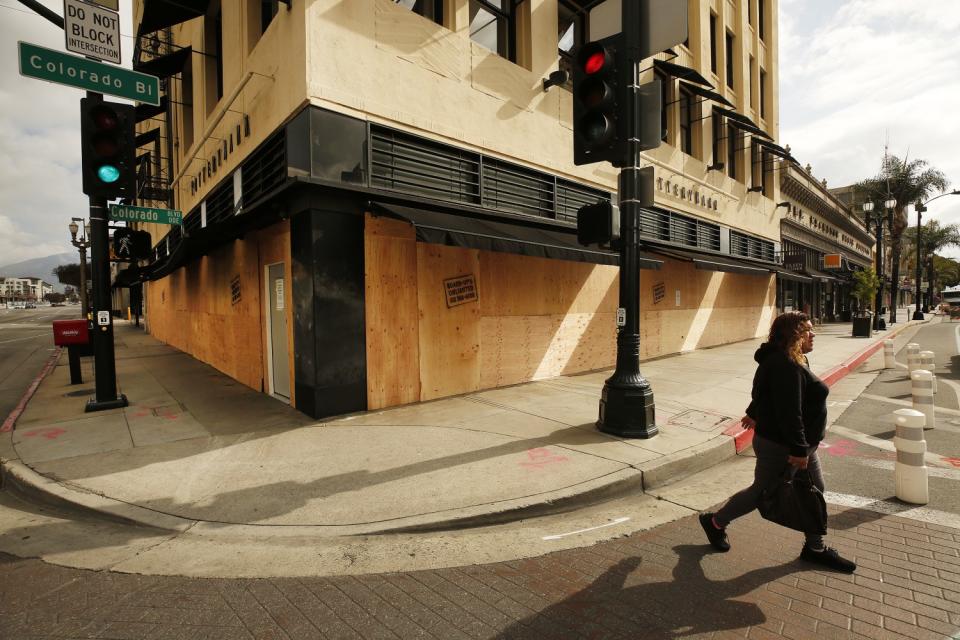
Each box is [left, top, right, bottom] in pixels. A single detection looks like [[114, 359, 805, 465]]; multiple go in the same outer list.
[[758, 466, 828, 535]]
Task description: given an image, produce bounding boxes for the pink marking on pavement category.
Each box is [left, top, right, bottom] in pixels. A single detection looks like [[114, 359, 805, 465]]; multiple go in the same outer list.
[[1, 347, 62, 433], [20, 427, 67, 440], [821, 439, 857, 457], [520, 447, 569, 469], [943, 457, 960, 469]]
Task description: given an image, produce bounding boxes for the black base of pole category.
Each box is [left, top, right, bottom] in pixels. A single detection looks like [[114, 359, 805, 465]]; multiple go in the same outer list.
[[85, 394, 128, 413], [912, 310, 925, 320], [597, 378, 657, 438]]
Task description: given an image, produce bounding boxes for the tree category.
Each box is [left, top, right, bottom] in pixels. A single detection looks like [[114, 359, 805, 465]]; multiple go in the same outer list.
[[933, 255, 960, 289], [903, 220, 960, 271], [851, 268, 880, 317], [855, 154, 949, 323], [52, 264, 82, 288]]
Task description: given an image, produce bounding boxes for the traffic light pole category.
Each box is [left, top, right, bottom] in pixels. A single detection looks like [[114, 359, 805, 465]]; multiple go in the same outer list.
[[85, 92, 127, 412]]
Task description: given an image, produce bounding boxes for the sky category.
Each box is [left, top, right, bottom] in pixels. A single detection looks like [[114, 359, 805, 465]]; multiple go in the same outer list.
[[0, 0, 959, 266]]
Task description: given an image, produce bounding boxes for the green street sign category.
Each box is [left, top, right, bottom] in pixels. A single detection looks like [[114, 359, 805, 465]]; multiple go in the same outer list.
[[18, 41, 160, 106], [110, 204, 183, 225]]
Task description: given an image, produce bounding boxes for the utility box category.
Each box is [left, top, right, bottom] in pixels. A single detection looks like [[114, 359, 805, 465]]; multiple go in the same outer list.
[[52, 319, 92, 385], [52, 319, 90, 346]]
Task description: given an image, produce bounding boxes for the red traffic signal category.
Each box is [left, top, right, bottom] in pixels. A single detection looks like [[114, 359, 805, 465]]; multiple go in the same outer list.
[[80, 98, 136, 200], [572, 40, 626, 166]]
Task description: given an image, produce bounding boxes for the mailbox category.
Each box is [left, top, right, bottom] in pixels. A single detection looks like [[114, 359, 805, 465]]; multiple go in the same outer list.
[[53, 319, 90, 346]]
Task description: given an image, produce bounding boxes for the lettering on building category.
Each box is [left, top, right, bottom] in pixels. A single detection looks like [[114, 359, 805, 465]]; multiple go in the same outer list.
[[444, 274, 478, 308]]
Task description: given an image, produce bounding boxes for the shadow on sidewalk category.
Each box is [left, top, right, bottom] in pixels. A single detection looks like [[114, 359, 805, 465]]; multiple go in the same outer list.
[[497, 544, 800, 639]]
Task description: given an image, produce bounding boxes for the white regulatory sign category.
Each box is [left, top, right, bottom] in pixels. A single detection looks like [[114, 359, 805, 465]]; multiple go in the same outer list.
[[64, 0, 121, 64], [97, 311, 110, 326], [616, 308, 626, 327]]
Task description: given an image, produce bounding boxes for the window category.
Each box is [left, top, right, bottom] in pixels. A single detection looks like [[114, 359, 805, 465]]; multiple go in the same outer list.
[[679, 87, 693, 155], [558, 1, 586, 86], [655, 69, 669, 143], [747, 0, 753, 25], [727, 123, 738, 180], [762, 149, 773, 196], [204, 4, 223, 113], [759, 0, 766, 40], [181, 55, 194, 151], [709, 13, 718, 74], [395, 0, 443, 25], [261, 0, 279, 33], [759, 68, 767, 119], [749, 56, 755, 110], [712, 113, 722, 169], [469, 0, 513, 60], [725, 31, 734, 89]]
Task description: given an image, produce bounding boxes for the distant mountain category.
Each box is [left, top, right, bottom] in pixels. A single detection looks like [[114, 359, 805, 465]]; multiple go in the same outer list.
[[0, 252, 82, 294]]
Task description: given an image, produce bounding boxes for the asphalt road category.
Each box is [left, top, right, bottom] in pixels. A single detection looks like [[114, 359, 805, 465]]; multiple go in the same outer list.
[[0, 305, 78, 426], [822, 316, 960, 515]]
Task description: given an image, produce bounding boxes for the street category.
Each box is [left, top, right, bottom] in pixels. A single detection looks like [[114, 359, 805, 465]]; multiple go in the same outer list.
[[0, 306, 76, 429], [0, 316, 959, 638]]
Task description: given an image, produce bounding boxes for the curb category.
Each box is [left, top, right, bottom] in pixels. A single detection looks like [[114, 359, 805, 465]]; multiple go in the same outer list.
[[722, 318, 928, 453]]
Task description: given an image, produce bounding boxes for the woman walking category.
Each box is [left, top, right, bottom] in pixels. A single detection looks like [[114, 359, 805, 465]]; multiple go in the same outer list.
[[699, 311, 855, 573]]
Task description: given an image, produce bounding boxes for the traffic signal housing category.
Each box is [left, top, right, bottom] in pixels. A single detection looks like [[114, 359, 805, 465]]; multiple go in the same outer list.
[[112, 228, 152, 261], [577, 201, 620, 248], [80, 98, 136, 200], [572, 39, 627, 167]]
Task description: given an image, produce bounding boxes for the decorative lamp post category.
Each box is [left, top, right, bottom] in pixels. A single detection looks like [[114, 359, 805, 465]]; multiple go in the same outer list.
[[864, 198, 896, 330], [69, 217, 90, 319], [913, 190, 960, 318]]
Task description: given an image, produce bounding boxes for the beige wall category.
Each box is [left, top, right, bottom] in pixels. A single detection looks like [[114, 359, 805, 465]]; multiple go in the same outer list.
[[364, 214, 775, 410]]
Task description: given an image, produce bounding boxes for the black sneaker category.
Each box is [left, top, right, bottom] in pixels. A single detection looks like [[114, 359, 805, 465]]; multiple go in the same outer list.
[[699, 512, 730, 552], [800, 545, 856, 573]]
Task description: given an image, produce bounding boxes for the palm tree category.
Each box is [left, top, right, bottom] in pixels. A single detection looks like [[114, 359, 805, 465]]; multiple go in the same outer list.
[[855, 154, 949, 324], [904, 221, 960, 308]]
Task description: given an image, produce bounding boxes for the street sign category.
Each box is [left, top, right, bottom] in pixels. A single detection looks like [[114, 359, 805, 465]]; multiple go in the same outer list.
[[110, 204, 183, 225], [18, 41, 160, 106], [64, 0, 121, 64]]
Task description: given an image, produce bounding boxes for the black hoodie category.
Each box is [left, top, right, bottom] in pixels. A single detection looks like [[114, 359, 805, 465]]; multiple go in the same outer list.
[[746, 342, 829, 457]]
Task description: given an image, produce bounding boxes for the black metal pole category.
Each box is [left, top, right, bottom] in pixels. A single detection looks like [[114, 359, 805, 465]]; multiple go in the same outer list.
[[84, 92, 127, 412], [873, 212, 884, 331], [78, 242, 89, 318], [913, 205, 925, 319]]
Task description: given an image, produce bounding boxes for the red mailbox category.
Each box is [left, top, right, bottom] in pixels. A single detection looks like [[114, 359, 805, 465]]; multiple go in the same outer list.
[[52, 319, 90, 346]]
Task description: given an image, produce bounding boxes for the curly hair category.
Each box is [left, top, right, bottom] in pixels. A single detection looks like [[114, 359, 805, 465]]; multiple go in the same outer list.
[[767, 311, 810, 365]]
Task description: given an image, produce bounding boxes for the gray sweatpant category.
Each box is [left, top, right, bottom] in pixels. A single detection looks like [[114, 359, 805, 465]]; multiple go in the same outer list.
[[715, 432, 825, 547]]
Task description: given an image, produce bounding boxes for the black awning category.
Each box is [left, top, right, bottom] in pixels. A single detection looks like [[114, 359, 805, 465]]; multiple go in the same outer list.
[[372, 202, 662, 270], [653, 59, 711, 87], [713, 106, 773, 140], [804, 267, 837, 282], [652, 246, 773, 276], [754, 138, 796, 162], [137, 0, 210, 37], [679, 80, 734, 107], [136, 127, 161, 147], [133, 46, 191, 79], [136, 96, 168, 123], [774, 267, 813, 283]]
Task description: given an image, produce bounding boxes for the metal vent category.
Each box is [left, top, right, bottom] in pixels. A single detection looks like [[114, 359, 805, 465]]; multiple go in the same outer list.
[[371, 127, 481, 205], [205, 180, 234, 225], [640, 208, 721, 251], [730, 230, 774, 262], [482, 158, 554, 218], [557, 179, 609, 224], [241, 129, 287, 206]]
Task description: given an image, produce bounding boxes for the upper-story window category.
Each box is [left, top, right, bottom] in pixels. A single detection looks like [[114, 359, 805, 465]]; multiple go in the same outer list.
[[558, 1, 586, 85], [655, 69, 669, 143], [204, 3, 223, 114], [261, 0, 279, 33], [759, 68, 767, 119], [758, 0, 766, 41], [679, 86, 694, 155], [725, 31, 735, 89], [470, 0, 514, 60], [709, 13, 718, 74], [395, 0, 443, 25]]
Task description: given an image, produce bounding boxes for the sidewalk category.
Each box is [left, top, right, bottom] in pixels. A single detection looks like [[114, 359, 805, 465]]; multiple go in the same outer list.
[[0, 309, 929, 538]]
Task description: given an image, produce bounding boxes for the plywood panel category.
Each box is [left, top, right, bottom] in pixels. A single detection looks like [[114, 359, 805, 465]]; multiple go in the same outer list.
[[364, 215, 421, 409], [417, 243, 481, 401]]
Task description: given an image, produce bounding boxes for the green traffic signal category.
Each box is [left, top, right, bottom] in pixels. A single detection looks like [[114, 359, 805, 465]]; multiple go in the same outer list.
[[97, 165, 121, 183]]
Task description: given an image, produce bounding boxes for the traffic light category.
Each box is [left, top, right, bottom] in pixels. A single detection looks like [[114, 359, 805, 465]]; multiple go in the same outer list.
[[573, 38, 627, 166], [577, 201, 620, 247], [80, 98, 136, 199]]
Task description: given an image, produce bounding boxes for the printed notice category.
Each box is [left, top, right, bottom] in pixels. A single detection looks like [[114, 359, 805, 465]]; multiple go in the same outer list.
[[444, 274, 478, 308]]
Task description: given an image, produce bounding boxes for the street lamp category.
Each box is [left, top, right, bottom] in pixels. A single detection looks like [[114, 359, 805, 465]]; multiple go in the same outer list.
[[69, 217, 90, 318], [913, 190, 960, 319], [863, 198, 896, 330]]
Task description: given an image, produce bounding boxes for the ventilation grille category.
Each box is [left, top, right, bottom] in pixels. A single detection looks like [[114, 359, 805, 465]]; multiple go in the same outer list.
[[640, 208, 721, 252], [482, 158, 555, 218], [241, 129, 287, 206], [372, 128, 481, 205], [730, 230, 775, 262], [557, 179, 609, 224]]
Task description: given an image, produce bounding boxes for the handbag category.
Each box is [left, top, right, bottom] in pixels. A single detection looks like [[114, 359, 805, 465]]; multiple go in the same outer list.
[[758, 466, 828, 535]]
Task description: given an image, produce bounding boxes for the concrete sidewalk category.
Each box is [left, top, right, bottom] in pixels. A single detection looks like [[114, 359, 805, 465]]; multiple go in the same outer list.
[[0, 310, 930, 537]]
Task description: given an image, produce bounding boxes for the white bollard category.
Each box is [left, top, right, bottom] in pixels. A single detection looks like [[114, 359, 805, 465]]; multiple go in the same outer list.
[[893, 408, 929, 505], [919, 350, 938, 395], [907, 343, 920, 356], [883, 340, 896, 369], [911, 369, 936, 430], [907, 351, 922, 374]]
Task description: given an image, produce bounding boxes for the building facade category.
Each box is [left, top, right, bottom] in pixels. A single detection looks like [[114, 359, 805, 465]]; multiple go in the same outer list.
[[131, 0, 790, 419]]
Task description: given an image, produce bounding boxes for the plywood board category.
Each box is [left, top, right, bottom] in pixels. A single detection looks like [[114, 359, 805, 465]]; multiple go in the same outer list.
[[364, 214, 421, 409]]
